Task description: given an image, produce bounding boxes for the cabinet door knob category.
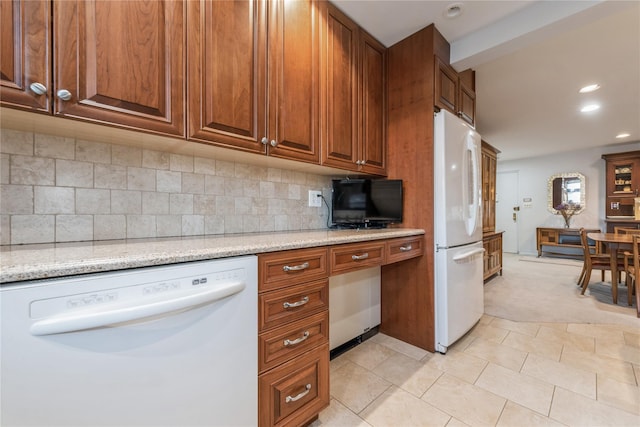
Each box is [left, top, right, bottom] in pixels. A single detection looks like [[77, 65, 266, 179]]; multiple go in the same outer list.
[[260, 137, 268, 145], [56, 89, 72, 101], [270, 139, 277, 147], [355, 160, 362, 166], [29, 82, 47, 95]]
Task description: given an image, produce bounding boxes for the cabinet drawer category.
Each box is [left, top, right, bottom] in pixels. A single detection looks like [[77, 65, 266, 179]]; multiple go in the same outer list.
[[259, 311, 329, 374], [385, 236, 424, 264], [258, 343, 329, 427], [259, 279, 329, 331], [259, 248, 329, 292], [329, 241, 385, 274]]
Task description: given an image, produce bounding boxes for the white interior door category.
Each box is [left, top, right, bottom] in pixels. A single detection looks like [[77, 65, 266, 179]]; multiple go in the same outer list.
[[496, 170, 519, 253]]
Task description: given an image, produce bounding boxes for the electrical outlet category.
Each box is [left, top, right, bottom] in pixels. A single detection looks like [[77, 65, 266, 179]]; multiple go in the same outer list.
[[308, 190, 322, 207]]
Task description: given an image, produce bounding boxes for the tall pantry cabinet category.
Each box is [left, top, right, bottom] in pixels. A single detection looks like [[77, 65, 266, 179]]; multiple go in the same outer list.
[[481, 141, 503, 281]]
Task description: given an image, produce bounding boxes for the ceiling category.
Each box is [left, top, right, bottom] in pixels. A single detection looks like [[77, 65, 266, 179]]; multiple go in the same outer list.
[[331, 0, 640, 161]]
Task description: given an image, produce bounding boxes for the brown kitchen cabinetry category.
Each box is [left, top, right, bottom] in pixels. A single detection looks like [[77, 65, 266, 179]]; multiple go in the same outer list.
[[188, 0, 324, 164], [434, 56, 476, 127], [322, 3, 386, 175], [0, 0, 51, 113], [1, 0, 185, 137], [258, 247, 330, 427], [481, 140, 502, 281], [602, 151, 640, 218]]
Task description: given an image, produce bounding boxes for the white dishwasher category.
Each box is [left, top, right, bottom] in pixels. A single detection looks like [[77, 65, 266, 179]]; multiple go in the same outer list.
[[0, 256, 257, 427]]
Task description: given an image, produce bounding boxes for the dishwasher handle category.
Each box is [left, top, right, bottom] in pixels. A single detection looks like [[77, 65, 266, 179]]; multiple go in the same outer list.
[[30, 281, 246, 336]]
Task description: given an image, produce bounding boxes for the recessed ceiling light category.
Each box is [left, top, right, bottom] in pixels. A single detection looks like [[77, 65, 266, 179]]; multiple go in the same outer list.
[[580, 104, 600, 113], [579, 84, 600, 93], [616, 133, 631, 139], [444, 3, 463, 19]]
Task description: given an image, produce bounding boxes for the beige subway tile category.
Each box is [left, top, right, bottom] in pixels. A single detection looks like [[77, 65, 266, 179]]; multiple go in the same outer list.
[[169, 193, 193, 215], [126, 215, 156, 239], [142, 149, 169, 170], [215, 160, 235, 177], [94, 164, 127, 189], [315, 398, 370, 427], [502, 331, 563, 362], [181, 215, 204, 236], [11, 215, 54, 244], [274, 214, 287, 231], [372, 352, 443, 397], [243, 180, 260, 198], [181, 173, 205, 194], [127, 167, 155, 191], [11, 155, 55, 185], [595, 339, 640, 365], [425, 350, 488, 384], [111, 190, 141, 214], [235, 163, 267, 180], [1, 184, 33, 214], [94, 214, 126, 240], [330, 361, 391, 414], [537, 325, 595, 352], [216, 196, 235, 215], [267, 198, 286, 215], [142, 192, 169, 215], [56, 215, 93, 242], [224, 215, 242, 233], [267, 168, 282, 182], [204, 175, 225, 195], [112, 145, 142, 167], [287, 214, 301, 231], [156, 170, 181, 193], [259, 181, 275, 198], [56, 159, 93, 188], [1, 129, 33, 155], [370, 333, 430, 361], [234, 197, 252, 215], [567, 323, 626, 341], [193, 194, 216, 215], [76, 139, 111, 164], [468, 323, 509, 344], [288, 183, 301, 200], [497, 401, 565, 427], [169, 153, 193, 172], [274, 182, 289, 198], [521, 353, 596, 399], [624, 331, 640, 349], [252, 198, 268, 215], [550, 387, 640, 426], [156, 215, 181, 237], [34, 186, 74, 214], [1, 215, 10, 245], [464, 338, 528, 372], [242, 215, 260, 233], [224, 178, 244, 196], [597, 375, 640, 415], [259, 215, 274, 232], [193, 157, 216, 175], [490, 318, 540, 337], [76, 189, 110, 214], [561, 345, 637, 385], [1, 153, 10, 184], [204, 215, 224, 235], [34, 134, 75, 159]]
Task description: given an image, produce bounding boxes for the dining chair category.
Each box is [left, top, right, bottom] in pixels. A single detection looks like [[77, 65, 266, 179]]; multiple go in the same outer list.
[[614, 226, 640, 235], [623, 235, 639, 312], [579, 228, 625, 302]]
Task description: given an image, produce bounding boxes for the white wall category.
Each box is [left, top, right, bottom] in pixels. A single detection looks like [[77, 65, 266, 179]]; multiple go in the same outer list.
[[497, 141, 640, 256]]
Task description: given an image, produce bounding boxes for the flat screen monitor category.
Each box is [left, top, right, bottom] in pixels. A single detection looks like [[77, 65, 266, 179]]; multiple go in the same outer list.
[[331, 179, 403, 228]]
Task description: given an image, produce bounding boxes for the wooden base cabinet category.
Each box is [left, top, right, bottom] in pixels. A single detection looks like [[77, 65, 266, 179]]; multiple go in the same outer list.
[[483, 232, 503, 281], [258, 248, 330, 427]]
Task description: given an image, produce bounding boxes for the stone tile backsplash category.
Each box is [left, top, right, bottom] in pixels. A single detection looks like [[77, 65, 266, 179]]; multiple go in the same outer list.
[[0, 129, 331, 245]]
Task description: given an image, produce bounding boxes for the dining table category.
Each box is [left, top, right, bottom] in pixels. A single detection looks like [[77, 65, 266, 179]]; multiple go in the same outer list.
[[586, 232, 633, 305]]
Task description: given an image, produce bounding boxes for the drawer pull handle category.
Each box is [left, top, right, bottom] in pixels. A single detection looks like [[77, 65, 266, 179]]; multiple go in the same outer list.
[[400, 245, 413, 252], [351, 253, 369, 261], [285, 384, 312, 403], [283, 262, 310, 272], [283, 296, 309, 309], [284, 331, 310, 347]]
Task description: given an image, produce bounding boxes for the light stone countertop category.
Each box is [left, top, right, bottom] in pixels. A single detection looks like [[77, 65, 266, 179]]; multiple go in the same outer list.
[[0, 228, 425, 284]]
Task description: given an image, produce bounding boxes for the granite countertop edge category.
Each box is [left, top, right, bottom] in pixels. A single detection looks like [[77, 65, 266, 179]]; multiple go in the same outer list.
[[0, 228, 425, 284]]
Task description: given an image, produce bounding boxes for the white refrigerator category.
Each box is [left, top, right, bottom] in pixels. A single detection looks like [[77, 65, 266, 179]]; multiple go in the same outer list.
[[434, 110, 485, 353]]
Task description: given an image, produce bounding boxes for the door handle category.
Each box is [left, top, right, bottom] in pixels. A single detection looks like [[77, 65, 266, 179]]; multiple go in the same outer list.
[[512, 212, 517, 222]]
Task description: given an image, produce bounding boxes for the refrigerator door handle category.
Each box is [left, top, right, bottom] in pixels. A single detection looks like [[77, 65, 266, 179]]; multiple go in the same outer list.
[[464, 134, 481, 237], [452, 247, 485, 262]]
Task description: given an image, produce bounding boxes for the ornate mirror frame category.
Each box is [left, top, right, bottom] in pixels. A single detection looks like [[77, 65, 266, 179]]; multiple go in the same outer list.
[[547, 172, 586, 214]]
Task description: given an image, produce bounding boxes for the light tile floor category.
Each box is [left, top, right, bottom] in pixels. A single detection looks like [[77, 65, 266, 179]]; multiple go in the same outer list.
[[312, 316, 640, 426]]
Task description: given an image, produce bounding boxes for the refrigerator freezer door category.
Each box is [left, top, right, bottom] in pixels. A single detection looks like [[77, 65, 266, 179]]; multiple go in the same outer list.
[[435, 241, 484, 353], [434, 110, 482, 248]]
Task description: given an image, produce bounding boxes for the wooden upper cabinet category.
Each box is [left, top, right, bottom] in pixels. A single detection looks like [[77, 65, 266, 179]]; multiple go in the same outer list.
[[53, 0, 185, 137], [322, 4, 386, 175], [267, 0, 324, 163], [0, 0, 51, 112], [187, 0, 267, 154], [481, 141, 499, 233], [434, 56, 476, 127]]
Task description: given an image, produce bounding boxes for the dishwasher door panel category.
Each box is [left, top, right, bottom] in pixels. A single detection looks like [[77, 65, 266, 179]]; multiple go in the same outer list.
[[1, 256, 258, 427]]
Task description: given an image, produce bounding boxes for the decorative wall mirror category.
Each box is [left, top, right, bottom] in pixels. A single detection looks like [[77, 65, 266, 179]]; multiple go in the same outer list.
[[547, 172, 586, 214]]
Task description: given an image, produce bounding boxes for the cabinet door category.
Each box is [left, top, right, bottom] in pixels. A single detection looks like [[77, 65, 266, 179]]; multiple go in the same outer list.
[[434, 56, 457, 114], [0, 0, 50, 112], [321, 3, 359, 170], [187, 0, 267, 153], [53, 0, 185, 137], [359, 30, 387, 176], [458, 78, 476, 126], [267, 0, 324, 163]]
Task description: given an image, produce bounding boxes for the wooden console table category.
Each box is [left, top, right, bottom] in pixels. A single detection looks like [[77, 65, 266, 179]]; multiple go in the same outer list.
[[536, 227, 600, 258]]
